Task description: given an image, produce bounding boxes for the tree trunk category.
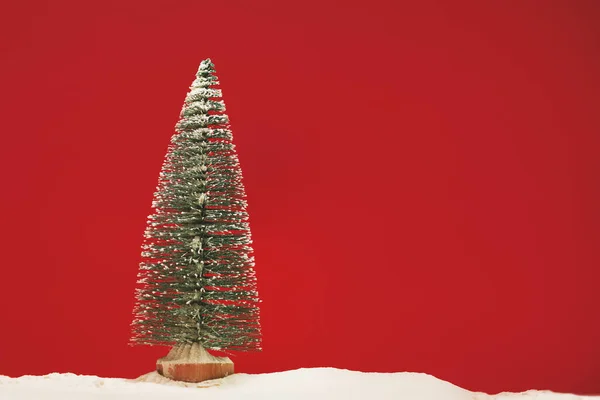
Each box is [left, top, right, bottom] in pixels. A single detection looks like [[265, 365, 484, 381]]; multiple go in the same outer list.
[[156, 343, 234, 383]]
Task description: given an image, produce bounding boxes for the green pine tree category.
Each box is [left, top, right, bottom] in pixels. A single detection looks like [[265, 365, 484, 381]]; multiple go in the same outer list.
[[131, 59, 261, 352]]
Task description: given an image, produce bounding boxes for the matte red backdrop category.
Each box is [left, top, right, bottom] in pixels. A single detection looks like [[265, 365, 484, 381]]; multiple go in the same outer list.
[[1, 0, 599, 395]]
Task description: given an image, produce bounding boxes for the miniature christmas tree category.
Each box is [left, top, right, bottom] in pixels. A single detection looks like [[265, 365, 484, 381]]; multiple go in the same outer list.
[[131, 58, 261, 382]]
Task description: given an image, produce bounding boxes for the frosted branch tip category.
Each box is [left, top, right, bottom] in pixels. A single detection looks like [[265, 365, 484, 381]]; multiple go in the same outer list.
[[198, 58, 215, 74]]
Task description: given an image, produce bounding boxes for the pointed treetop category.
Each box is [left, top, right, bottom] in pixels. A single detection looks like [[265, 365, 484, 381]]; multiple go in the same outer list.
[[197, 58, 216, 75], [190, 58, 219, 91]]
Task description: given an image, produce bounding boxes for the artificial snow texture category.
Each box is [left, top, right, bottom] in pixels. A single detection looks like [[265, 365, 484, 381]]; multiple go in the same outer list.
[[1, 368, 598, 400]]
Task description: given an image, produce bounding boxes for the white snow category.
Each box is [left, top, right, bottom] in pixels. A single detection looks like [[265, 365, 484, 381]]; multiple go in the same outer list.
[[0, 368, 597, 400]]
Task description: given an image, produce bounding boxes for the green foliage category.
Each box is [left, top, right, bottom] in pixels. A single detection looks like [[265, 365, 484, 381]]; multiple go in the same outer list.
[[131, 59, 261, 351]]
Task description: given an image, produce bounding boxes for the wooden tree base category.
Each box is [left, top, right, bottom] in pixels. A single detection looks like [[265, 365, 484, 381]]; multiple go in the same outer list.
[[156, 343, 234, 383]]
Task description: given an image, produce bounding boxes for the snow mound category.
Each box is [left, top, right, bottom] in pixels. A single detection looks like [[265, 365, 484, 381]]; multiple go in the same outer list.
[[0, 368, 597, 400], [136, 371, 222, 387]]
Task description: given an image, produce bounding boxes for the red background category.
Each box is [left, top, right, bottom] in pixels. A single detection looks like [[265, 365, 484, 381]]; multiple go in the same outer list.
[[1, 0, 599, 395]]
